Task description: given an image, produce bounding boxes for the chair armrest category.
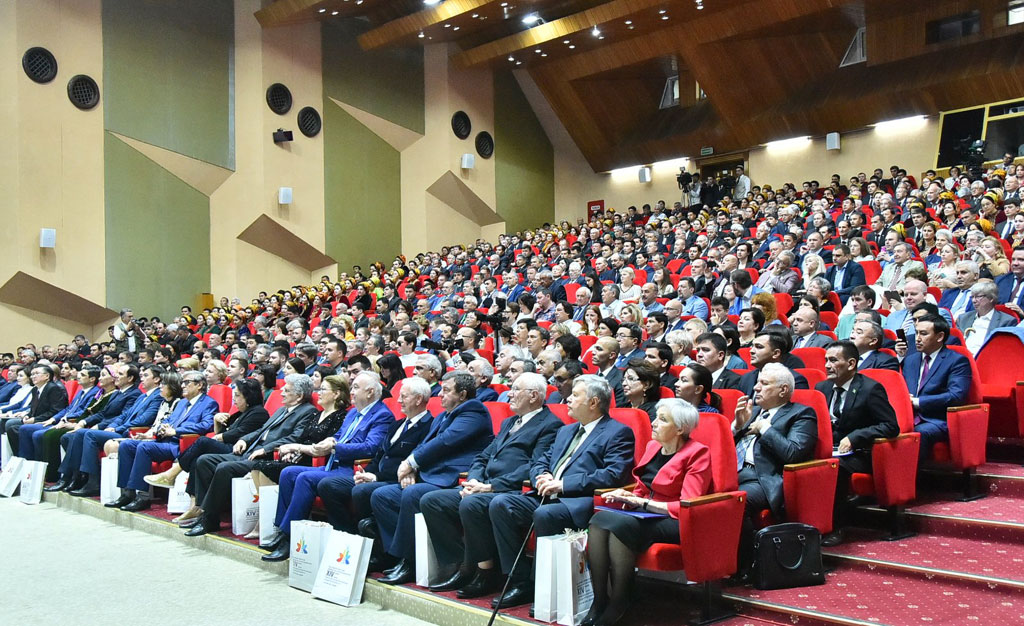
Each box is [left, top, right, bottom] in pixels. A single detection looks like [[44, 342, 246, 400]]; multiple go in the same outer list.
[[870, 432, 920, 505], [946, 403, 989, 470], [783, 458, 837, 472], [678, 490, 746, 582], [178, 433, 200, 453], [128, 427, 148, 435], [783, 458, 838, 534], [679, 492, 742, 508], [873, 432, 920, 444]]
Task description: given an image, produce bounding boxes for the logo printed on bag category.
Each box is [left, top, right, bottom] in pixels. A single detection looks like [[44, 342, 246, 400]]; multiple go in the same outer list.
[[336, 548, 350, 564], [578, 555, 586, 574], [253, 493, 259, 503], [24, 472, 31, 480], [296, 538, 308, 554]]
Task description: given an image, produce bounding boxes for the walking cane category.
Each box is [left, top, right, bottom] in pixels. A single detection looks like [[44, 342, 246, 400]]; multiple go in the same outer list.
[[487, 495, 548, 626]]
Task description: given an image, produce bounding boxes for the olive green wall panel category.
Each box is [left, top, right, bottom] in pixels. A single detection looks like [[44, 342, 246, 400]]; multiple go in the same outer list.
[[321, 19, 424, 135], [323, 104, 402, 272], [103, 0, 234, 169], [104, 133, 211, 318], [494, 71, 554, 233]]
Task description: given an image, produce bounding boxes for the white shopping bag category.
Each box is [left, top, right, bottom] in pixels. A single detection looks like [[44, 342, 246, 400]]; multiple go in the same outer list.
[[289, 520, 334, 592], [231, 475, 260, 535], [0, 456, 26, 497], [1, 433, 11, 467], [311, 530, 374, 606], [554, 531, 593, 626], [99, 456, 119, 505], [19, 460, 47, 505], [167, 472, 190, 514], [258, 485, 280, 545], [534, 536, 559, 622], [414, 512, 444, 587]]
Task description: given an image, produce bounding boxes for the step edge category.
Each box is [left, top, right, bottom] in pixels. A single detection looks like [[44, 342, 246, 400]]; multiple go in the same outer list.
[[823, 552, 1024, 590], [861, 505, 1024, 530], [723, 593, 891, 626]]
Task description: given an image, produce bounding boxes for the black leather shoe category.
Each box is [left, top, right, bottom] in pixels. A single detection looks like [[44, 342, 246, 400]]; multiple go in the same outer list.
[[259, 530, 283, 551], [491, 583, 533, 609], [105, 491, 135, 508], [357, 517, 378, 539], [430, 566, 475, 593], [44, 479, 69, 492], [66, 473, 87, 492], [69, 482, 101, 498], [368, 553, 398, 574], [120, 494, 152, 512], [456, 568, 502, 599], [821, 530, 844, 547], [378, 559, 415, 585], [184, 520, 215, 537], [262, 536, 291, 562]]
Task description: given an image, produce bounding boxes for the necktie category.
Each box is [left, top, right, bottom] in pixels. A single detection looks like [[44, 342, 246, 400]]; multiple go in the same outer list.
[[831, 387, 844, 423], [509, 416, 524, 434], [337, 410, 366, 444], [1012, 277, 1023, 304], [918, 354, 932, 395], [902, 311, 915, 335], [552, 425, 586, 478], [888, 263, 903, 290]]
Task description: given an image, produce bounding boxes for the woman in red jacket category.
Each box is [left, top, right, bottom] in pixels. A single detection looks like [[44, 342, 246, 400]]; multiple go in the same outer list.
[[583, 398, 712, 626]]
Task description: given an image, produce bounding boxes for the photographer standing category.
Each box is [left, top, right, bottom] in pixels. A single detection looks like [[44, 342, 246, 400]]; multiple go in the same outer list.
[[112, 308, 144, 354]]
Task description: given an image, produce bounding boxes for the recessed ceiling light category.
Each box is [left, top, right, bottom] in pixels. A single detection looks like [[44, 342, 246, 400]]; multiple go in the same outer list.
[[591, 26, 600, 37], [471, 13, 478, 18], [418, 32, 425, 38], [541, 53, 547, 57], [563, 39, 570, 44], [661, 15, 668, 19], [522, 12, 541, 24], [628, 25, 635, 29], [516, 61, 522, 65], [568, 44, 575, 49], [598, 35, 605, 39], [508, 55, 515, 61], [659, 9, 666, 14], [535, 48, 542, 53], [444, 23, 451, 28], [500, 2, 507, 6], [453, 26, 460, 30], [331, 10, 339, 15], [318, 8, 326, 13]]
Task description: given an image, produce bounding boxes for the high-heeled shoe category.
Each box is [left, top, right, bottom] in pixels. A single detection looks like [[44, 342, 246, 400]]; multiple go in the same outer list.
[[580, 600, 607, 626]]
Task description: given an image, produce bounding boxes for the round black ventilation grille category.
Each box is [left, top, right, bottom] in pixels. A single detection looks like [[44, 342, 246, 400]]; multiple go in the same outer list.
[[451, 111, 471, 139], [67, 74, 100, 110], [266, 83, 292, 114], [297, 106, 322, 137], [475, 131, 494, 159], [23, 47, 58, 84]]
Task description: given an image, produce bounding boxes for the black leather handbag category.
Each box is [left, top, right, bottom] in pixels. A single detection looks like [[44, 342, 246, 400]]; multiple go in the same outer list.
[[752, 522, 825, 590]]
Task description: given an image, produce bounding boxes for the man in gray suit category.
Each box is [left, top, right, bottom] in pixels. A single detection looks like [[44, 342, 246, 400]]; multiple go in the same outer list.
[[960, 281, 1018, 355], [790, 308, 831, 350]]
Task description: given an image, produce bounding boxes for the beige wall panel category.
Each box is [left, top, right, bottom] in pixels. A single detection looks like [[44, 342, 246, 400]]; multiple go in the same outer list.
[[423, 195, 490, 253]]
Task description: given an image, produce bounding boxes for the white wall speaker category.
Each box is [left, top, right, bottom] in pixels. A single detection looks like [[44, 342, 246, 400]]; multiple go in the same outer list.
[[826, 132, 841, 151], [461, 153, 476, 169], [638, 166, 652, 183], [278, 187, 293, 204], [39, 228, 56, 249]]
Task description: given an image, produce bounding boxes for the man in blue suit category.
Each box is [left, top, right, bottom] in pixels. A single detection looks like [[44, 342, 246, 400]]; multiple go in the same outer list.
[[937, 260, 979, 320], [114, 370, 219, 511], [824, 244, 866, 305], [260, 371, 394, 561], [55, 365, 141, 491], [27, 367, 103, 482], [487, 375, 634, 608], [371, 371, 494, 585], [66, 364, 165, 497], [900, 316, 972, 459], [996, 247, 1024, 311], [419, 372, 563, 598]]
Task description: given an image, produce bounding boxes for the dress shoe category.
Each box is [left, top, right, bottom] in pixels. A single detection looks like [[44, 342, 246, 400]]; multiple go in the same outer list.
[[66, 473, 87, 492], [143, 471, 176, 488], [456, 568, 502, 599], [69, 481, 101, 498], [120, 494, 152, 512], [172, 505, 202, 524], [259, 530, 283, 550], [491, 583, 533, 609], [44, 479, 69, 493], [377, 559, 415, 585], [430, 566, 475, 593], [262, 536, 291, 562], [105, 491, 135, 508], [357, 517, 379, 539], [724, 569, 751, 587], [821, 530, 845, 547], [368, 553, 398, 574], [184, 520, 215, 537]]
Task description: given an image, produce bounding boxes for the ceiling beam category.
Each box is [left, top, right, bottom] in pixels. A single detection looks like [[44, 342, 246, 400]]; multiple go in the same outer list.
[[254, 0, 323, 27], [358, 0, 495, 50]]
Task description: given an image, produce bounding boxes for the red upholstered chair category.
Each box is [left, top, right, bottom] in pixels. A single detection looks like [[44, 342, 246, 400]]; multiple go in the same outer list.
[[489, 383, 510, 396], [737, 348, 751, 367], [426, 396, 444, 416], [403, 366, 416, 377], [854, 369, 920, 538], [820, 311, 839, 330], [564, 282, 581, 301], [545, 403, 574, 424], [608, 408, 653, 463], [772, 293, 794, 317], [777, 389, 840, 534], [390, 378, 405, 400], [275, 378, 286, 389], [382, 397, 404, 419], [714, 388, 745, 424], [792, 347, 826, 372], [264, 389, 284, 415], [928, 346, 989, 500], [484, 402, 514, 435], [475, 348, 495, 365], [578, 335, 597, 355], [796, 368, 826, 389], [860, 260, 882, 284], [64, 380, 81, 403], [659, 386, 675, 399], [976, 332, 1024, 438], [207, 384, 232, 413]]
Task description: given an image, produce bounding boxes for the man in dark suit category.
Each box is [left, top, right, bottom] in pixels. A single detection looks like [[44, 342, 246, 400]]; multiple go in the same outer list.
[[851, 320, 900, 371], [694, 333, 742, 390], [959, 281, 1018, 355], [900, 316, 972, 459], [259, 371, 395, 558], [817, 341, 899, 546], [995, 246, 1024, 311], [937, 260, 979, 320], [733, 363, 817, 573], [371, 371, 494, 585], [27, 367, 104, 482], [3, 363, 69, 455], [114, 370, 220, 511], [824, 244, 866, 305], [591, 337, 628, 407], [790, 308, 831, 350], [317, 377, 435, 569], [62, 365, 164, 497], [738, 330, 809, 397], [419, 372, 562, 598], [468, 358, 499, 403], [179, 373, 317, 530], [487, 375, 634, 608]]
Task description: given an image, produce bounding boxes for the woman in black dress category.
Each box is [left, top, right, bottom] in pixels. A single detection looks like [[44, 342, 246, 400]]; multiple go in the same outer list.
[[621, 360, 661, 422]]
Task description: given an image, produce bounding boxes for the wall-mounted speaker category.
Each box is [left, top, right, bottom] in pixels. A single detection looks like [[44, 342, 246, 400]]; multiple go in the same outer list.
[[638, 166, 652, 183], [39, 228, 56, 249], [826, 132, 841, 151], [461, 153, 475, 169], [278, 187, 293, 205]]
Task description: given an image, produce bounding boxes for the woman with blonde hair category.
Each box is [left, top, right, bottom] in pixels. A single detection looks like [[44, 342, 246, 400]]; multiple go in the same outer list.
[[618, 267, 641, 301], [618, 303, 644, 326], [800, 253, 825, 292], [977, 235, 1009, 278], [750, 291, 780, 325], [928, 242, 961, 290]]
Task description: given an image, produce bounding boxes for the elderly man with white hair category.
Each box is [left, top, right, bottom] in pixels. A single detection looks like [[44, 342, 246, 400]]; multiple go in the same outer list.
[[415, 353, 445, 397], [959, 281, 1017, 355]]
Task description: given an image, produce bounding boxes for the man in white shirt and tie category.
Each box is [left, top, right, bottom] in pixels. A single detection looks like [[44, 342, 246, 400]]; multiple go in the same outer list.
[[960, 281, 1017, 355]]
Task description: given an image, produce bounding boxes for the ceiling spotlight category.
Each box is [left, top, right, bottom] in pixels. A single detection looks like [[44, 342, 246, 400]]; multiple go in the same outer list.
[[541, 53, 547, 57], [508, 55, 515, 61], [516, 61, 522, 65], [471, 13, 478, 18], [418, 31, 425, 38], [453, 26, 460, 30], [318, 8, 326, 13], [521, 12, 542, 24], [591, 26, 600, 37], [444, 23, 451, 28], [563, 39, 570, 44], [500, 2, 507, 5], [331, 10, 339, 15], [424, 0, 443, 5], [659, 9, 666, 13], [661, 15, 669, 19], [598, 35, 605, 39], [568, 44, 575, 49], [624, 20, 632, 24], [535, 48, 542, 53]]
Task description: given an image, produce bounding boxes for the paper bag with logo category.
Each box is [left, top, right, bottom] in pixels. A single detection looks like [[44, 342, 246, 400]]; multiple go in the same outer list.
[[289, 520, 334, 592], [533, 535, 559, 622], [414, 512, 445, 587], [311, 530, 374, 606], [167, 471, 190, 514], [0, 456, 26, 498], [231, 475, 260, 535], [1, 433, 11, 467], [99, 456, 120, 505], [19, 460, 47, 505], [258, 485, 280, 545], [554, 530, 594, 626]]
